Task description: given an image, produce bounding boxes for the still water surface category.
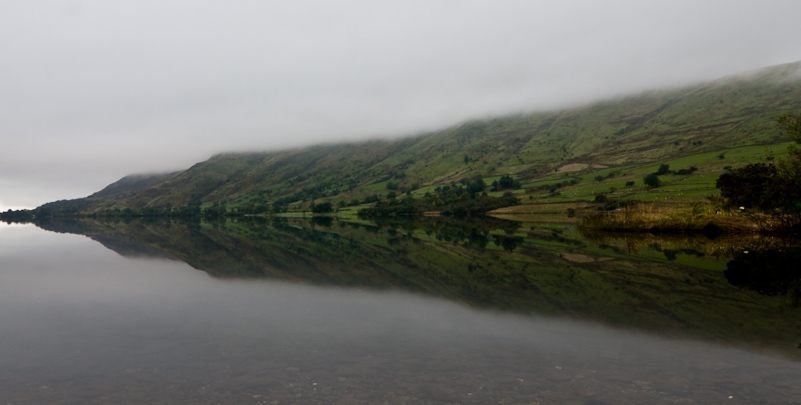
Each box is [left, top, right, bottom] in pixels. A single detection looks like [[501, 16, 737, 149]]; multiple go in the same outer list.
[[1, 219, 800, 404]]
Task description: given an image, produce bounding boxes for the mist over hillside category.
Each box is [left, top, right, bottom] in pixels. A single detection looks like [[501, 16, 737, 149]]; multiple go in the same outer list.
[[32, 61, 801, 216]]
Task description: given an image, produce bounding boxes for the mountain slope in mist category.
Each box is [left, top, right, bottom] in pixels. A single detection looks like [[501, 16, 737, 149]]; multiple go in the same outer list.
[[38, 61, 801, 214]]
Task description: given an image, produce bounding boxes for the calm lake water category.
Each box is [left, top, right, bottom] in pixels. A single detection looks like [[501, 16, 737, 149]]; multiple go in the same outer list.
[[1, 218, 800, 404]]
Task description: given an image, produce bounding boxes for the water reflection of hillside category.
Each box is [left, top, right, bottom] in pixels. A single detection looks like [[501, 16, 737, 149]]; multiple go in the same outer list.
[[580, 230, 800, 263], [581, 229, 801, 308], [726, 248, 801, 305], [34, 217, 801, 361]]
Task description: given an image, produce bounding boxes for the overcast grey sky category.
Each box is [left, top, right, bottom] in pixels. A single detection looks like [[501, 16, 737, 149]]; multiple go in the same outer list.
[[2, 1, 800, 210]]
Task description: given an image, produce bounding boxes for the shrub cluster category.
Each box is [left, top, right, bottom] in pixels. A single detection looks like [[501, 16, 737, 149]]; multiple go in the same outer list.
[[358, 179, 519, 218]]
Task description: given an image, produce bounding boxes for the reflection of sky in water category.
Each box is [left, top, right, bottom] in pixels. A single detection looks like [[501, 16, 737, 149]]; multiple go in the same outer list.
[[1, 225, 800, 404]]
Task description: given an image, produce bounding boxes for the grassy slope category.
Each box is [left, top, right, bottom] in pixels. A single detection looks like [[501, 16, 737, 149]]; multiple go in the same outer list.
[[72, 61, 801, 213]]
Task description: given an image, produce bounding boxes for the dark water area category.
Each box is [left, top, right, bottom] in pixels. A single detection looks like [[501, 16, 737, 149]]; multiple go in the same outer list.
[[1, 218, 800, 404]]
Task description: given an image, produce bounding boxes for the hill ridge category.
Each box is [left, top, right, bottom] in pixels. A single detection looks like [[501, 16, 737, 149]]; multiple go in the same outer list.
[[34, 60, 801, 215]]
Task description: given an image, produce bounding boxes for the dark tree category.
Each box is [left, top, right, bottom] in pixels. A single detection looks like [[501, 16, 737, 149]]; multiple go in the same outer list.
[[497, 174, 521, 190], [643, 173, 661, 188], [362, 195, 380, 204], [310, 202, 334, 213], [776, 112, 801, 214], [465, 177, 486, 195], [716, 163, 777, 209], [778, 112, 801, 142]]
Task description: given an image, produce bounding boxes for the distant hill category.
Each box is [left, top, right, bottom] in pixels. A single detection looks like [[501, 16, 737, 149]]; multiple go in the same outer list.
[[87, 172, 180, 200], [37, 61, 801, 215], [37, 172, 178, 214]]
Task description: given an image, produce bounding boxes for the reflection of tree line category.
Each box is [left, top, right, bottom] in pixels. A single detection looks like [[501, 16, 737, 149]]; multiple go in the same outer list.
[[36, 216, 801, 305], [369, 216, 523, 251], [725, 248, 801, 307], [33, 216, 801, 308], [582, 229, 798, 257], [303, 215, 529, 251], [586, 229, 801, 305], [397, 221, 801, 305], [648, 244, 706, 261], [29, 216, 801, 357]]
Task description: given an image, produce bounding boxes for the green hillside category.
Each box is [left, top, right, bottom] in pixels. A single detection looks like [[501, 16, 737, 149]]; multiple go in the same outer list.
[[36, 61, 801, 215]]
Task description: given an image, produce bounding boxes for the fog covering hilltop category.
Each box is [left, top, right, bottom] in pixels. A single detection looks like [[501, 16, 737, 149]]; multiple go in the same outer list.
[[34, 61, 801, 216]]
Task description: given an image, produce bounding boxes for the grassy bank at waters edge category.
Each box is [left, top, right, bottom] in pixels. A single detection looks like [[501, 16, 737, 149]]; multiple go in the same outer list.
[[576, 203, 798, 234]]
